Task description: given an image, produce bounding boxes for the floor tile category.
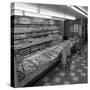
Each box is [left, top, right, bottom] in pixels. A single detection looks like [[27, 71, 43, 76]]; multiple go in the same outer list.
[[72, 61, 75, 64], [54, 77, 61, 83], [72, 77, 79, 82], [80, 63, 85, 66], [83, 66, 87, 69], [59, 72, 65, 77], [82, 61, 87, 63], [43, 82, 51, 86], [63, 81, 71, 84], [77, 69, 83, 73], [55, 68, 59, 71], [75, 59, 80, 62], [80, 73, 86, 77], [70, 72, 76, 77], [43, 77, 49, 82], [70, 65, 75, 71]]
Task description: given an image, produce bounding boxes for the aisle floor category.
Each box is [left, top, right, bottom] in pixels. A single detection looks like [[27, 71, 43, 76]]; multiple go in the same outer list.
[[33, 45, 88, 86]]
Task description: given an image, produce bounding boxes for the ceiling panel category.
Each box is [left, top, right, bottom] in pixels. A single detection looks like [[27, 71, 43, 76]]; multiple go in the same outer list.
[[14, 2, 88, 20], [39, 4, 88, 19]]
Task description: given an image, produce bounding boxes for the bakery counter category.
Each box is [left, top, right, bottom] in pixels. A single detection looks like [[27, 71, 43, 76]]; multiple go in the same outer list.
[[15, 44, 63, 87], [14, 40, 75, 87], [20, 54, 62, 87]]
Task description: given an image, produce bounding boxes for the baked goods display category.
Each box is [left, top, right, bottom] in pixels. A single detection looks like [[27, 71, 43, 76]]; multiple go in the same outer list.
[[16, 45, 63, 81], [13, 16, 61, 52], [13, 16, 64, 86]]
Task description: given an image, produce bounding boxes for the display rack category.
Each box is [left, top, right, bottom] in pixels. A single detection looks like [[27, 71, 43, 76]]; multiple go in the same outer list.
[[11, 15, 64, 87], [12, 15, 63, 57]]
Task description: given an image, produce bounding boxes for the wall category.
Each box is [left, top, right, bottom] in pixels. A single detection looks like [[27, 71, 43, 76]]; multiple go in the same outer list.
[[64, 20, 74, 38], [64, 19, 82, 38], [56, 20, 64, 35], [64, 19, 88, 41]]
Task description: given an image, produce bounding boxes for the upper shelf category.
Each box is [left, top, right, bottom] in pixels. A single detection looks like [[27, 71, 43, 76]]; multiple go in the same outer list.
[[14, 37, 53, 50], [11, 15, 61, 26], [12, 29, 59, 35]]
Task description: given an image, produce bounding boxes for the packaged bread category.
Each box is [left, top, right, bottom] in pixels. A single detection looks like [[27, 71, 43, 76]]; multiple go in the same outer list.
[[30, 59, 40, 67], [22, 61, 34, 71], [17, 63, 23, 72]]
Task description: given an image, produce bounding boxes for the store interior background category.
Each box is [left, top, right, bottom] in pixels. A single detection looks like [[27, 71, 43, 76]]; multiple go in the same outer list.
[[11, 2, 88, 43], [11, 2, 88, 87]]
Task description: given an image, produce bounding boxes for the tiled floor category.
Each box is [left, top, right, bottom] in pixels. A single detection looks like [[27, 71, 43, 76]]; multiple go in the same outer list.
[[33, 45, 88, 86]]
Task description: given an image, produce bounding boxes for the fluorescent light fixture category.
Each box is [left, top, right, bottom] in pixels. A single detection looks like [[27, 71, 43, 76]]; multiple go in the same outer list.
[[40, 9, 64, 18], [24, 11, 52, 19], [51, 16, 65, 21], [14, 2, 38, 13], [12, 4, 76, 20], [64, 15, 76, 20], [78, 6, 88, 15], [11, 9, 51, 19], [69, 6, 88, 17], [40, 9, 75, 20]]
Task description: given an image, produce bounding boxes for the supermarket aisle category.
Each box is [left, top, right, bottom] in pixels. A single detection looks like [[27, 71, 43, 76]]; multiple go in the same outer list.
[[33, 45, 88, 86]]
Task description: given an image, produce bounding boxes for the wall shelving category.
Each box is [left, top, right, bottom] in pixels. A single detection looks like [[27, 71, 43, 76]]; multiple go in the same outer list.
[[11, 15, 64, 87]]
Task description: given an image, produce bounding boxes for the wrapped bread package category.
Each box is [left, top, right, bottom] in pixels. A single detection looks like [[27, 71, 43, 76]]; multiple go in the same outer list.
[[22, 61, 34, 71], [17, 63, 23, 73], [30, 59, 40, 67]]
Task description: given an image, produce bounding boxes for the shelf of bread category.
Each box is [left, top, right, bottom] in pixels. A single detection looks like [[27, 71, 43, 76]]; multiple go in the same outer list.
[[13, 30, 60, 42], [14, 34, 63, 58], [13, 15, 56, 25], [14, 36, 53, 49], [13, 25, 59, 34]]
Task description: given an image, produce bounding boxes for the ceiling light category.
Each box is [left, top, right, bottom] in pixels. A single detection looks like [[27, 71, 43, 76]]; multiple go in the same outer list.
[[24, 11, 52, 19], [64, 15, 76, 20], [40, 9, 64, 18], [40, 9, 76, 20], [69, 6, 88, 17], [77, 6, 88, 15], [14, 2, 38, 13], [51, 16, 65, 21]]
